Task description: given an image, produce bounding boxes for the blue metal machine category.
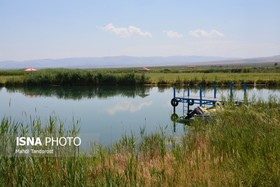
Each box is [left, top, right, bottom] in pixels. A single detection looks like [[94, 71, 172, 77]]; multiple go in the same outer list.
[[171, 81, 247, 119]]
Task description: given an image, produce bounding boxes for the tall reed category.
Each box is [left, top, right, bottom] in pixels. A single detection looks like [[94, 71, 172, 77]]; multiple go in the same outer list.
[[0, 116, 86, 186], [23, 70, 148, 86]]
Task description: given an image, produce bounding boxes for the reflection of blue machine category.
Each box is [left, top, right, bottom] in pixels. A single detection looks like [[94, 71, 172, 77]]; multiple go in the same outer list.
[[171, 82, 247, 123], [171, 105, 218, 125]]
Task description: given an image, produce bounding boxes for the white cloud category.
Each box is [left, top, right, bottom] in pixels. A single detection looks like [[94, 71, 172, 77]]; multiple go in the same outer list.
[[106, 101, 152, 115], [103, 23, 152, 38], [163, 30, 183, 38], [189, 29, 224, 37]]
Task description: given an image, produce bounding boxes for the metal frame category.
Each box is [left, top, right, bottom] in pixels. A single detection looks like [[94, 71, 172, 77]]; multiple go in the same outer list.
[[172, 81, 248, 115]]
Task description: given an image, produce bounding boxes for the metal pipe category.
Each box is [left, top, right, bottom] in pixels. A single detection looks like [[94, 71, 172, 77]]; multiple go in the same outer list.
[[230, 81, 233, 101], [200, 84, 202, 106], [214, 82, 217, 98]]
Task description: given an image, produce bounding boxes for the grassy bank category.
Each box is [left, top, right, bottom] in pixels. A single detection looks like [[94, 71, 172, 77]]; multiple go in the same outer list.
[[1, 99, 279, 186], [149, 72, 280, 86], [0, 66, 280, 87]]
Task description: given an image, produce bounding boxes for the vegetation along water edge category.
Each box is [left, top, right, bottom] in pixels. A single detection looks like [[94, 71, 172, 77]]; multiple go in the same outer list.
[[0, 65, 280, 87]]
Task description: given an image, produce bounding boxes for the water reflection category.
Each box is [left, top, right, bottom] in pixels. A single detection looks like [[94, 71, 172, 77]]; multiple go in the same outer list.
[[4, 85, 279, 100], [106, 101, 153, 115], [6, 86, 152, 100]]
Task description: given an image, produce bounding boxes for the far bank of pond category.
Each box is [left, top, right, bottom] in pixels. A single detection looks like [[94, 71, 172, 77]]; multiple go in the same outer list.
[[1, 68, 280, 87]]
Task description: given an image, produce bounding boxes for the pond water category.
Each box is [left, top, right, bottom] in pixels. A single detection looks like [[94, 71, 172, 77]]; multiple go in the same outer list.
[[0, 86, 279, 149]]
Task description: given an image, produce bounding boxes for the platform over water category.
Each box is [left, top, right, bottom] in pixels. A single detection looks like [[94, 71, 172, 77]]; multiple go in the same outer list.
[[171, 82, 247, 107], [174, 96, 222, 105]]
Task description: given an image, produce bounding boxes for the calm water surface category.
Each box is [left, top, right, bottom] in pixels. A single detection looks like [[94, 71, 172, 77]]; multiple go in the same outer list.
[[1, 86, 279, 149]]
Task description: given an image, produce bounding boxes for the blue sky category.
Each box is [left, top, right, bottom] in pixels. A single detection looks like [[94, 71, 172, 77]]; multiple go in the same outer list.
[[0, 0, 279, 61]]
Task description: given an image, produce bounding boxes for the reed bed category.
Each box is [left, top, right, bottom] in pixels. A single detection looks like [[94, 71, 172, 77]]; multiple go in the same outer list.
[[23, 70, 148, 86], [0, 99, 280, 186]]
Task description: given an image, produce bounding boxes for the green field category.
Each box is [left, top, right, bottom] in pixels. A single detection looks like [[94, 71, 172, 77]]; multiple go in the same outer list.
[[0, 65, 280, 87], [146, 72, 280, 84], [1, 100, 279, 186]]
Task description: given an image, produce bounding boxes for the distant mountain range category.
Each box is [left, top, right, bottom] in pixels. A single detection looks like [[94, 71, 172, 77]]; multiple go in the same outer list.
[[0, 55, 279, 69]]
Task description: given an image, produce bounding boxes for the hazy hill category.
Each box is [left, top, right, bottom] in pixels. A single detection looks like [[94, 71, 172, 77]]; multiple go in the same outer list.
[[0, 55, 279, 69], [207, 55, 280, 66]]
